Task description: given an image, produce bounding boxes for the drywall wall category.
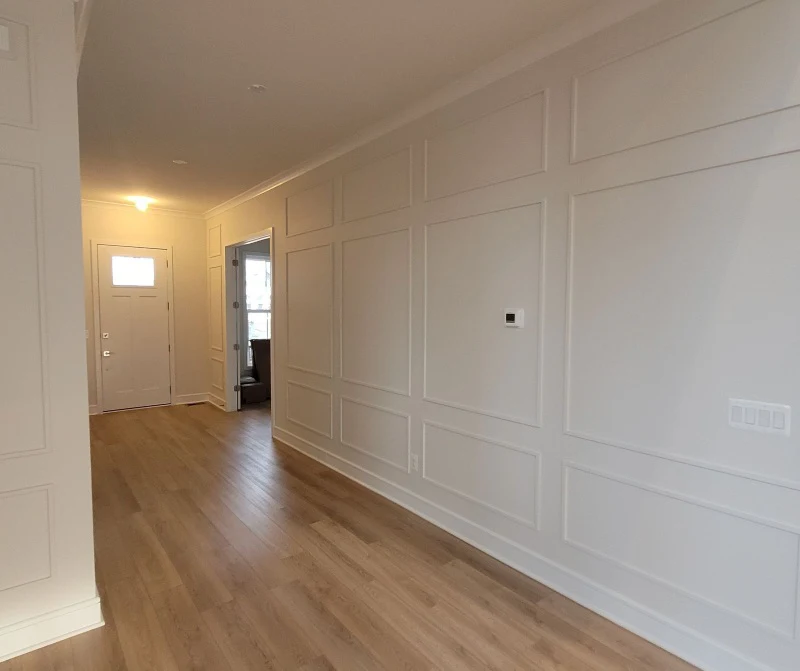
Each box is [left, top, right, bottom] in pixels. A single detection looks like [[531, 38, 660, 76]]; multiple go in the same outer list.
[[82, 201, 208, 410], [0, 0, 102, 661], [206, 1, 800, 669]]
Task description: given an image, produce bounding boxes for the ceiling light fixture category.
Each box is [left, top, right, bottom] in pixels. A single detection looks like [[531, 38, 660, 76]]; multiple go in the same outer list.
[[127, 196, 156, 212], [248, 84, 267, 93], [172, 159, 188, 165]]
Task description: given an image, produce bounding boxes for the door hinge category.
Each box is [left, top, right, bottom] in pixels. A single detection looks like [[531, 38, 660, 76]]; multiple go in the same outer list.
[[168, 344, 171, 352], [167, 301, 170, 310], [233, 300, 240, 309], [232, 258, 239, 267], [234, 384, 241, 392], [233, 343, 240, 351]]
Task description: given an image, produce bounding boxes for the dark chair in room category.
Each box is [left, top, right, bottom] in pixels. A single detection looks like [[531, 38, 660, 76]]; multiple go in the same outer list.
[[239, 338, 271, 405]]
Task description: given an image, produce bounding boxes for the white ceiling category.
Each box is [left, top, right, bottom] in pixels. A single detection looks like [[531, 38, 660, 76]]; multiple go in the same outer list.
[[78, 0, 601, 213]]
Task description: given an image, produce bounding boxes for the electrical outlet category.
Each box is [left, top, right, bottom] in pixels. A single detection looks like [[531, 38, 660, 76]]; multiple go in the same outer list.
[[410, 454, 419, 472]]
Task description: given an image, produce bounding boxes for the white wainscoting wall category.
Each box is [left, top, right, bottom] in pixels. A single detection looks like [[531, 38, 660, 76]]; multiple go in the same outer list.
[[0, 0, 102, 661], [206, 2, 800, 669]]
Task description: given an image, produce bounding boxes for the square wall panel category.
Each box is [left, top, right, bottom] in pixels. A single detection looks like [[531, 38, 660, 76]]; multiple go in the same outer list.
[[424, 204, 542, 425], [567, 152, 800, 454], [341, 229, 410, 395]]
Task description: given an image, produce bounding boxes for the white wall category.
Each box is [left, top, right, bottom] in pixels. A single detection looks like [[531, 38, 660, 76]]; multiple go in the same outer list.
[[82, 201, 208, 410], [0, 0, 102, 661], [207, 1, 800, 669]]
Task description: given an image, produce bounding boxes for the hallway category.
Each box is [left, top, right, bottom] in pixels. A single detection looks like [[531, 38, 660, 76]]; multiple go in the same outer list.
[[2, 405, 696, 670]]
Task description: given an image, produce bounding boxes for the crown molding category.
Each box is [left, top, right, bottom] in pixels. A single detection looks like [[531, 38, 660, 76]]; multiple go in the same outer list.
[[81, 199, 205, 220], [203, 0, 659, 220]]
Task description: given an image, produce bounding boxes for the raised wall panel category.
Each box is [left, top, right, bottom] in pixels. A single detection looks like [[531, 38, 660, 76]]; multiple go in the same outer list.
[[423, 423, 539, 527], [0, 488, 51, 591], [342, 148, 411, 222], [567, 152, 800, 456], [208, 265, 223, 352], [424, 204, 542, 425], [572, 0, 800, 161], [0, 18, 34, 127], [341, 398, 409, 472], [341, 229, 410, 394], [425, 92, 546, 200], [210, 358, 224, 392], [564, 464, 799, 636], [287, 181, 334, 237], [208, 226, 221, 257], [0, 164, 45, 456], [287, 382, 332, 438], [286, 245, 333, 376]]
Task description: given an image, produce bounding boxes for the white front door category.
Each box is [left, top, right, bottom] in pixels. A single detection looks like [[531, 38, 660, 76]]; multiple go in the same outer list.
[[97, 245, 172, 411]]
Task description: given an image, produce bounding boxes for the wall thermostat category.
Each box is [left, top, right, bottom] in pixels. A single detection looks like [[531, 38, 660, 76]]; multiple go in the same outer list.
[[504, 309, 524, 328]]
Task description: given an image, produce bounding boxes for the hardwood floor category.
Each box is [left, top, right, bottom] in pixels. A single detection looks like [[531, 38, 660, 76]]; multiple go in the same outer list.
[[1, 403, 698, 670]]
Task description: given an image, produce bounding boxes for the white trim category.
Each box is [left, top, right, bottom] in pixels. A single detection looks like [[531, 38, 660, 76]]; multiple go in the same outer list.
[[90, 240, 178, 413], [203, 0, 660, 220], [0, 595, 103, 663], [173, 393, 208, 406], [88, 404, 100, 416], [207, 393, 226, 410], [81, 199, 204, 220], [272, 425, 771, 671]]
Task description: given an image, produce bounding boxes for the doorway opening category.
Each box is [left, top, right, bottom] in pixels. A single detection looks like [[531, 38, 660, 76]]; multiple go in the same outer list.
[[223, 232, 274, 413]]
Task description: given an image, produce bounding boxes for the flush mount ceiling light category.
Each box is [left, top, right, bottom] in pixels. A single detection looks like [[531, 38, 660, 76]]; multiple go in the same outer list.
[[127, 196, 156, 212], [248, 84, 267, 93], [172, 159, 188, 165]]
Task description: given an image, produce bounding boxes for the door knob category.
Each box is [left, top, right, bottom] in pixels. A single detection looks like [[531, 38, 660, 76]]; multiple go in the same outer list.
[[102, 351, 111, 357]]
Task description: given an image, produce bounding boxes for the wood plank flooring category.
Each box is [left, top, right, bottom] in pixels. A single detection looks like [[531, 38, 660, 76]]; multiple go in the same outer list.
[[0, 403, 699, 670]]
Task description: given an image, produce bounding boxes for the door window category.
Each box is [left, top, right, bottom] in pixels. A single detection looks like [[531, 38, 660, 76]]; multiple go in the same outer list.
[[111, 255, 155, 287]]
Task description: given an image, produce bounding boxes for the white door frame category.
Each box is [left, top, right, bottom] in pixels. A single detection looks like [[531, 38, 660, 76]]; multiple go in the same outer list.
[[222, 228, 274, 414], [90, 240, 178, 413]]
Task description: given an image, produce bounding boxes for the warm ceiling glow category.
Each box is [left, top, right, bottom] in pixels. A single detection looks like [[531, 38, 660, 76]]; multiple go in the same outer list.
[[127, 196, 156, 212]]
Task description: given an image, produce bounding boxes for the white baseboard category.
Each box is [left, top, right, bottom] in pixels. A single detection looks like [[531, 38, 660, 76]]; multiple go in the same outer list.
[[208, 393, 226, 410], [88, 404, 100, 416], [173, 393, 208, 405], [272, 425, 769, 671], [0, 596, 104, 663]]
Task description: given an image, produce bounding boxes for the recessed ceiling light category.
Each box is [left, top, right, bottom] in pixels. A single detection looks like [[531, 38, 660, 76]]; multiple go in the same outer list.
[[126, 196, 156, 212], [172, 159, 188, 165], [248, 84, 267, 93]]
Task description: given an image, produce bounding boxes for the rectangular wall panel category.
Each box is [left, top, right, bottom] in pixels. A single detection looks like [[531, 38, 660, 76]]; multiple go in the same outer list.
[[425, 204, 542, 425], [286, 245, 333, 376], [423, 423, 539, 527], [341, 398, 409, 471], [0, 164, 45, 456], [564, 465, 799, 636], [572, 0, 800, 161], [208, 225, 221, 257], [0, 488, 51, 591], [341, 230, 410, 394], [286, 180, 334, 237], [208, 265, 223, 351], [210, 358, 224, 392], [0, 18, 34, 127], [287, 382, 332, 438], [342, 148, 411, 222], [425, 92, 546, 200], [567, 152, 800, 456]]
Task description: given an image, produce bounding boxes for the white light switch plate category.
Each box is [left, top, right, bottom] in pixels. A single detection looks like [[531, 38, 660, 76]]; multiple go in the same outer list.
[[729, 398, 790, 437]]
